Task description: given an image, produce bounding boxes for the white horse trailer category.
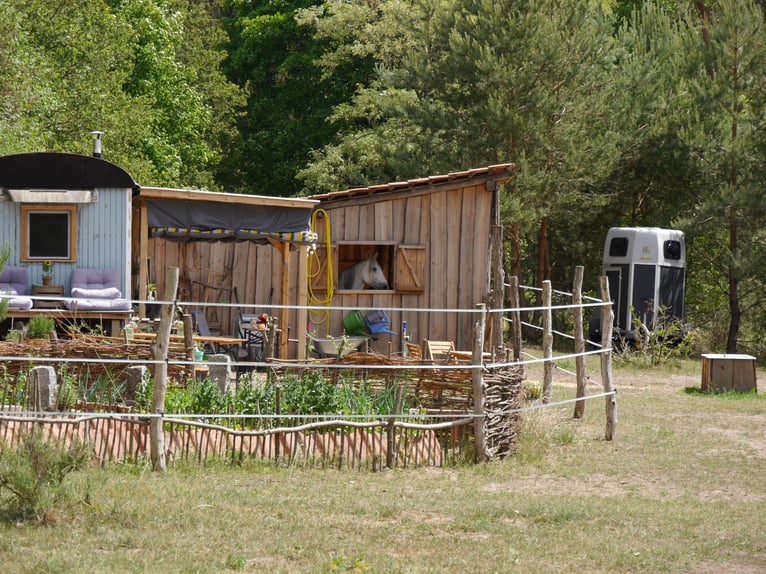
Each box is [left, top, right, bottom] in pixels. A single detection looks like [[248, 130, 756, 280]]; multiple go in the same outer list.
[[590, 227, 686, 345]]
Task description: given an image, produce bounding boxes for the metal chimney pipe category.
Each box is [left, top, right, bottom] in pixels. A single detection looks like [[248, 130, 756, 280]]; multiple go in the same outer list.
[[90, 131, 104, 158]]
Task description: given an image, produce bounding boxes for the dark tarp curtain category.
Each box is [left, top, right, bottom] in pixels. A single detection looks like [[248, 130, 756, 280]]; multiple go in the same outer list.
[[146, 198, 317, 245]]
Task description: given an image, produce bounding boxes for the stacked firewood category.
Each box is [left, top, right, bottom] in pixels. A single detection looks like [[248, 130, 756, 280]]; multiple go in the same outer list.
[[483, 366, 524, 459], [0, 337, 190, 382]]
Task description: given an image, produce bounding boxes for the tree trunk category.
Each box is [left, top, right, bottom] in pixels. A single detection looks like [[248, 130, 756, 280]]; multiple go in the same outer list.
[[726, 217, 740, 353], [530, 217, 550, 342], [150, 266, 180, 472]]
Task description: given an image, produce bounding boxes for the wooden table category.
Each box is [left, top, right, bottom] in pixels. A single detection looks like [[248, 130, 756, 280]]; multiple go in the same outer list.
[[130, 332, 246, 357]]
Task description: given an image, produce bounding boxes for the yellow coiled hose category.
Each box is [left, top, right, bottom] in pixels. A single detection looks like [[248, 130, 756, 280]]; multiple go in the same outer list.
[[307, 209, 333, 335]]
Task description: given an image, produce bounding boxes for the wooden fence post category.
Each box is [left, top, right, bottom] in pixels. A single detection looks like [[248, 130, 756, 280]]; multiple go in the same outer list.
[[599, 276, 617, 440], [573, 266, 586, 418], [491, 224, 505, 358], [150, 266, 179, 472], [542, 280, 553, 404], [472, 303, 487, 463], [508, 275, 522, 366]]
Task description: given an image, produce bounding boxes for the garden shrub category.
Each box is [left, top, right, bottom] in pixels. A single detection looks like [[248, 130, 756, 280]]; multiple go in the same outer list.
[[0, 429, 90, 523], [27, 315, 55, 339]]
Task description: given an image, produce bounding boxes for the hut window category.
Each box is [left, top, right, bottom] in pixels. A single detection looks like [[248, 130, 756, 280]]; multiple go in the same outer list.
[[21, 204, 77, 263]]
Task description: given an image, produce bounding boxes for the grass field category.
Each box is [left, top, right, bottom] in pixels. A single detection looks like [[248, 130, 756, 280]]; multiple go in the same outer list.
[[2, 356, 766, 573]]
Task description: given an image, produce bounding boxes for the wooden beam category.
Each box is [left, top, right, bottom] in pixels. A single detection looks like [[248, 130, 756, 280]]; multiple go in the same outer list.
[[279, 242, 290, 359], [137, 186, 318, 209], [297, 245, 309, 361], [139, 203, 149, 317]]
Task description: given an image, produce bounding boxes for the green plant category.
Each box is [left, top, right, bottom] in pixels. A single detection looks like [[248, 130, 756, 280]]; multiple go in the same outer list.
[[5, 328, 24, 342], [616, 309, 696, 368], [524, 382, 543, 401], [26, 315, 55, 339], [0, 429, 90, 523]]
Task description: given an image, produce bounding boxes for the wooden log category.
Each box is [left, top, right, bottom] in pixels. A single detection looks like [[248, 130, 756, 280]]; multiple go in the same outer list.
[[472, 303, 487, 463], [572, 266, 586, 418], [150, 266, 179, 471], [599, 276, 617, 441]]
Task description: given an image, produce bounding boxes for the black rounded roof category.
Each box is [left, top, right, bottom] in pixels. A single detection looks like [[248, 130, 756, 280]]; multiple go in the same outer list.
[[0, 152, 137, 190]]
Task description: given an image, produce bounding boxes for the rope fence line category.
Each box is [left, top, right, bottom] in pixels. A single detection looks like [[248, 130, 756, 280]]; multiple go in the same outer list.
[[23, 295, 600, 315], [1, 275, 617, 466], [0, 390, 616, 425]]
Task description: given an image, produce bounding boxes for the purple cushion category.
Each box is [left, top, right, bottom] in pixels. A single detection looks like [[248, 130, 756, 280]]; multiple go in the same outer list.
[[0, 266, 29, 295], [70, 268, 122, 292], [66, 268, 130, 311], [64, 298, 132, 312]]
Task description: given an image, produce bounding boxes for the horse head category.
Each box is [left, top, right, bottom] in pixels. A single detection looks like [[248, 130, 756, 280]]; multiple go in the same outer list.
[[360, 253, 389, 289], [339, 254, 389, 290]]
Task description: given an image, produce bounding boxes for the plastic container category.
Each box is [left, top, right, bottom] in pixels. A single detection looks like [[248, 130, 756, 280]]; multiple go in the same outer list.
[[342, 310, 368, 335]]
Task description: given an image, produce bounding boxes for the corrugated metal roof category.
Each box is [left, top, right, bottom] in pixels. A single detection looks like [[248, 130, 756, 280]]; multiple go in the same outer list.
[[309, 163, 515, 202], [0, 152, 137, 190]]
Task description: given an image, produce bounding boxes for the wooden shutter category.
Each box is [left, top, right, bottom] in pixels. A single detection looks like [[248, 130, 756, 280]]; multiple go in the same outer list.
[[394, 245, 425, 292]]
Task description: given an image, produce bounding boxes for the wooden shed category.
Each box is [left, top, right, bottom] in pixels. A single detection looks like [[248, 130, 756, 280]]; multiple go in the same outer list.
[[131, 186, 319, 358], [309, 164, 515, 355]]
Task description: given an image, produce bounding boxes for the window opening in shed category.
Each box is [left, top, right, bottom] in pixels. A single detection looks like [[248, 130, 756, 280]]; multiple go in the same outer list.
[[336, 242, 394, 291]]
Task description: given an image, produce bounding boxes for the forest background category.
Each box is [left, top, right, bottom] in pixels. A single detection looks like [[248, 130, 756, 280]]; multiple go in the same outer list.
[[1, 0, 765, 358]]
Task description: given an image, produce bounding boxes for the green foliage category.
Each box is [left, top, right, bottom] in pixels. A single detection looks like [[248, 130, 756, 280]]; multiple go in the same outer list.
[[0, 430, 90, 524], [220, 0, 370, 195], [26, 315, 54, 339], [0, 0, 242, 188], [613, 308, 696, 368]]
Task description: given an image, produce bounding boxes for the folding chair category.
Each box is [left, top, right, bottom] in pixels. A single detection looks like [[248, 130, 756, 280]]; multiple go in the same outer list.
[[423, 340, 455, 362]]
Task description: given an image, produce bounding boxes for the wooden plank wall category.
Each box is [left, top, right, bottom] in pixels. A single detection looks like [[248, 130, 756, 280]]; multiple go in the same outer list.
[[144, 238, 300, 348], [316, 184, 493, 354], [143, 182, 495, 358]]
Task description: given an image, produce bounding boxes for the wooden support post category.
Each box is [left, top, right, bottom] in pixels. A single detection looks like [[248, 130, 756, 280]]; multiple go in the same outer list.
[[138, 203, 149, 318], [183, 312, 194, 378], [599, 276, 617, 441], [572, 266, 586, 418], [542, 280, 553, 404], [509, 275, 522, 367], [386, 384, 404, 469], [297, 244, 309, 362], [279, 242, 290, 360], [472, 303, 487, 463], [150, 266, 179, 472]]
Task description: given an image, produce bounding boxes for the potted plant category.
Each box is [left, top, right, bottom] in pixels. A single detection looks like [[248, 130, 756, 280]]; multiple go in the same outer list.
[[42, 260, 54, 285]]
